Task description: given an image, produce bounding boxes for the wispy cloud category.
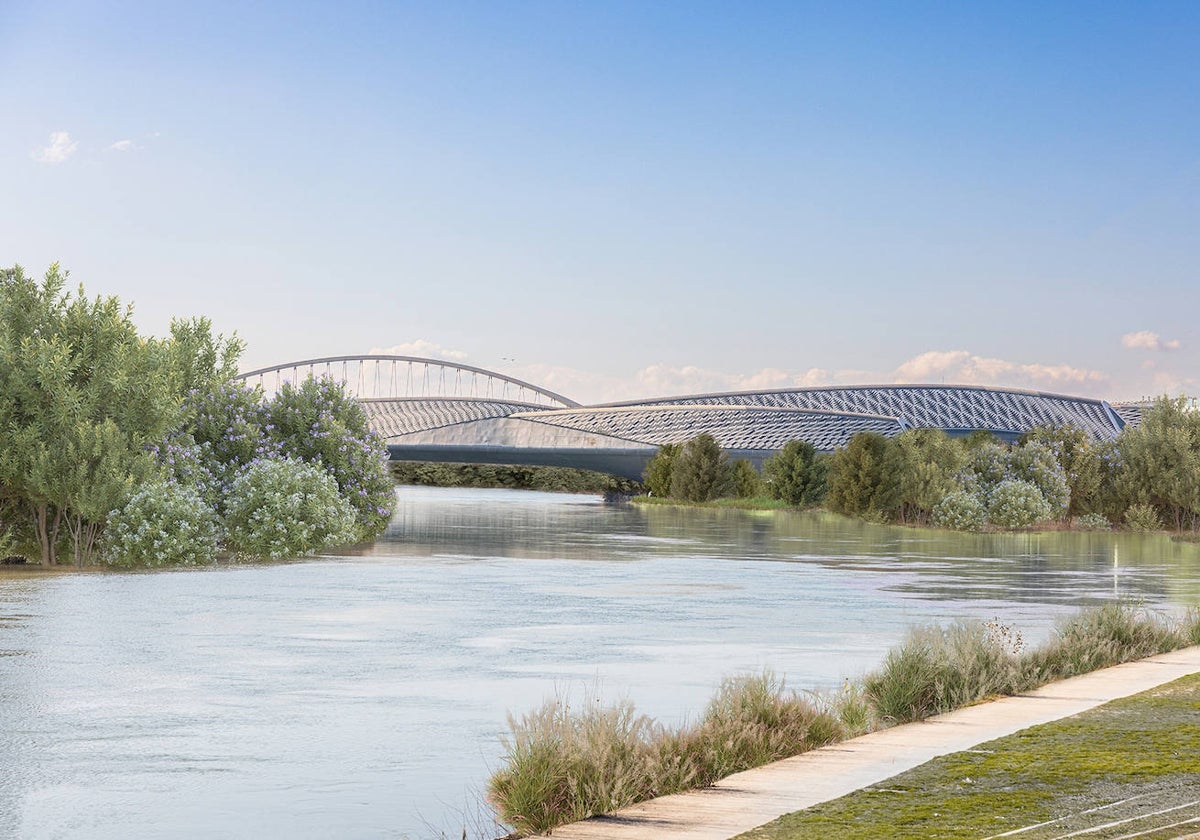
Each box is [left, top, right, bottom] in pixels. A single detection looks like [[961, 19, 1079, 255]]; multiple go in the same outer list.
[[368, 339, 469, 361], [1120, 330, 1181, 351], [890, 350, 1108, 390], [107, 139, 135, 152], [33, 131, 78, 164]]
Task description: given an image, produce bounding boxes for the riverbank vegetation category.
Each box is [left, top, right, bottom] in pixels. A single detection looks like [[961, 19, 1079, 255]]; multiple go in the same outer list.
[[487, 604, 1200, 836], [638, 399, 1200, 536], [738, 672, 1200, 839], [391, 461, 641, 495], [0, 263, 393, 567]]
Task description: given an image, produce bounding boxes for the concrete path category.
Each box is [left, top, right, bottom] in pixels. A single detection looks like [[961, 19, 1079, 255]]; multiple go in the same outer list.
[[539, 646, 1200, 840]]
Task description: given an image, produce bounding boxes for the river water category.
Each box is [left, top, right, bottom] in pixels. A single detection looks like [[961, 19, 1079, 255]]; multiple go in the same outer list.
[[2, 486, 1199, 839]]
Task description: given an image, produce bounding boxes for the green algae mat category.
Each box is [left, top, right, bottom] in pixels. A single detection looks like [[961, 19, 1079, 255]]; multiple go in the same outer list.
[[738, 674, 1200, 840]]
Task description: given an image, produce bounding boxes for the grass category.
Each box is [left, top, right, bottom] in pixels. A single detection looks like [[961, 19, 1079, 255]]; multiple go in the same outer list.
[[486, 673, 842, 836], [737, 672, 1200, 840], [488, 604, 1200, 837]]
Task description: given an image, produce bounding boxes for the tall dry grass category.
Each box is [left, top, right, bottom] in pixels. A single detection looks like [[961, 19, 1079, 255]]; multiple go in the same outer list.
[[489, 604, 1199, 836], [487, 673, 840, 835]]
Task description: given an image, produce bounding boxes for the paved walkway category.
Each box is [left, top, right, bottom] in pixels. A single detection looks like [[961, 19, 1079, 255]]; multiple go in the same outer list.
[[539, 646, 1200, 840]]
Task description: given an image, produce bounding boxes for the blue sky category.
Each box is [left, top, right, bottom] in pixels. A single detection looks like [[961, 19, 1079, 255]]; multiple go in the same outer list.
[[3, 1, 1197, 404]]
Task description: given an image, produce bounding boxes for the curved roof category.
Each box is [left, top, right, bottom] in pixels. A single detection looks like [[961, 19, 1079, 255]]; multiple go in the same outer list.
[[515, 404, 906, 451], [360, 397, 547, 438], [601, 384, 1123, 439]]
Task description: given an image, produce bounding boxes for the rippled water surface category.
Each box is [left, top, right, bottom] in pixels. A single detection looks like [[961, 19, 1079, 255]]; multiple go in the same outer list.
[[3, 486, 1199, 838]]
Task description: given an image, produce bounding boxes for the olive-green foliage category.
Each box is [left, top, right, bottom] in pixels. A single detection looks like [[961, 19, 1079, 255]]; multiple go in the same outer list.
[[1124, 502, 1163, 532], [762, 440, 826, 507], [0, 264, 184, 565], [488, 673, 842, 836], [1117, 396, 1200, 531], [825, 433, 900, 519], [643, 443, 681, 497], [889, 429, 966, 524], [670, 433, 730, 503], [1021, 424, 1105, 517], [729, 459, 764, 499], [1006, 441, 1070, 519], [391, 462, 641, 494]]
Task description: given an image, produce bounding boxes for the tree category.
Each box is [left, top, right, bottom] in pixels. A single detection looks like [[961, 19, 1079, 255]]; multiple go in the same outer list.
[[0, 264, 178, 565], [762, 440, 826, 507], [889, 429, 965, 524], [729, 459, 764, 499], [643, 443, 681, 497], [826, 432, 900, 520], [669, 433, 729, 502], [1117, 397, 1200, 531]]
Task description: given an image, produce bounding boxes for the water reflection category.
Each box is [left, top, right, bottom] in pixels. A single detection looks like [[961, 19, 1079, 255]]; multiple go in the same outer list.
[[1, 486, 1198, 839]]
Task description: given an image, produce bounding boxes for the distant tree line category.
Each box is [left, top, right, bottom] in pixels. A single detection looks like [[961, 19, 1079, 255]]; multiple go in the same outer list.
[[0, 264, 394, 566], [640, 397, 1200, 533], [391, 462, 642, 495]]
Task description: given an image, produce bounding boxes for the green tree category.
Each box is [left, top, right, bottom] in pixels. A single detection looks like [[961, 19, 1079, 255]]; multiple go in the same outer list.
[[643, 443, 681, 497], [669, 433, 729, 502], [826, 432, 901, 520], [0, 264, 178, 565], [889, 429, 965, 524], [729, 459, 764, 499], [1117, 397, 1200, 531], [762, 440, 827, 507]]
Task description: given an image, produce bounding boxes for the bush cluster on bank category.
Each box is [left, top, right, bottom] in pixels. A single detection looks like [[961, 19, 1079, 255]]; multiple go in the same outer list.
[[391, 461, 642, 495], [641, 400, 1200, 534], [0, 264, 393, 566], [488, 604, 1200, 836]]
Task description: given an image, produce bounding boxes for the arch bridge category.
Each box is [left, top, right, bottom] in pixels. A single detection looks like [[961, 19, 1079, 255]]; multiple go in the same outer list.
[[237, 355, 1132, 481]]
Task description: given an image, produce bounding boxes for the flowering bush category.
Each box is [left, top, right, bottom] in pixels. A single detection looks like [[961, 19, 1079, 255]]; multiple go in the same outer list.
[[932, 490, 987, 531], [265, 376, 394, 540], [987, 479, 1052, 529], [1007, 441, 1070, 519], [104, 480, 221, 567], [223, 457, 356, 559], [1075, 512, 1112, 531], [182, 380, 280, 507]]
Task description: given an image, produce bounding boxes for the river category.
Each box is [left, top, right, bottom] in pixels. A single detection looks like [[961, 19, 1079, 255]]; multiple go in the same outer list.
[[2, 486, 1199, 839]]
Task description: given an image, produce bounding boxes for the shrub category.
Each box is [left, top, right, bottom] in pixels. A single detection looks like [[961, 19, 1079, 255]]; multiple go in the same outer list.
[[643, 443, 681, 497], [826, 432, 900, 519], [987, 479, 1051, 529], [223, 458, 356, 559], [932, 490, 987, 531], [266, 376, 394, 540], [1124, 502, 1163, 532], [762, 440, 827, 507], [1075, 512, 1112, 531], [669, 433, 729, 502], [104, 480, 220, 567], [1008, 441, 1071, 520], [729, 459, 764, 499]]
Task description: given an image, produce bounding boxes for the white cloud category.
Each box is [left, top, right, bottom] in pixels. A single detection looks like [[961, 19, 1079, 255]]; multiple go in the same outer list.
[[107, 139, 135, 152], [368, 339, 469, 361], [33, 131, 78, 164], [889, 349, 1107, 392], [1121, 330, 1181, 351]]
